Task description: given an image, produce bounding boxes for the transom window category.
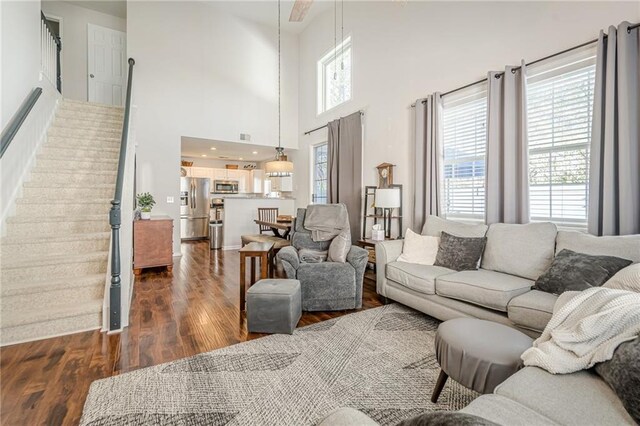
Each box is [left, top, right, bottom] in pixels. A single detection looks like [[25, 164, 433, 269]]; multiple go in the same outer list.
[[442, 88, 488, 220], [527, 48, 597, 229], [317, 37, 351, 114], [311, 143, 328, 204]]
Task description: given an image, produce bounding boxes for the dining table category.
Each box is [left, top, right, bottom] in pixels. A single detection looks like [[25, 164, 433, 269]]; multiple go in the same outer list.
[[254, 219, 293, 239]]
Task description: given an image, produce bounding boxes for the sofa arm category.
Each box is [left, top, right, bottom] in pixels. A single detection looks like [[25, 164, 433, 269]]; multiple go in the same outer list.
[[276, 246, 299, 278], [347, 246, 368, 308], [375, 239, 404, 296]]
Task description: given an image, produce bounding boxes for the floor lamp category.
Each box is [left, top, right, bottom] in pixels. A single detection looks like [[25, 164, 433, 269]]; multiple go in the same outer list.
[[375, 188, 401, 239]]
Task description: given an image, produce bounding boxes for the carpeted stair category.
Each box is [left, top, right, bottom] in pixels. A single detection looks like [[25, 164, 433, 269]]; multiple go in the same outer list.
[[0, 99, 123, 346]]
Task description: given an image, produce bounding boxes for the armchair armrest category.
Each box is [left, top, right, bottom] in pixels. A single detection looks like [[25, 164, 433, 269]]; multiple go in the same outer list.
[[347, 245, 368, 309], [375, 240, 404, 296], [276, 246, 299, 278]]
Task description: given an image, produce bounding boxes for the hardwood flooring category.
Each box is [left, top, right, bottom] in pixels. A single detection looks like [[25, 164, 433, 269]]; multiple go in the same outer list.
[[0, 241, 382, 425]]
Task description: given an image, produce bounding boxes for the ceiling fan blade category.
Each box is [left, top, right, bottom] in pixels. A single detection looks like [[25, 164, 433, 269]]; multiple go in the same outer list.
[[289, 0, 313, 22]]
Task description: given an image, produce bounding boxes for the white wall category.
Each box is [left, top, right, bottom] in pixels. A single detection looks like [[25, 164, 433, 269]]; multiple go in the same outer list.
[[1, 0, 41, 129], [41, 1, 126, 102], [128, 1, 299, 254], [293, 1, 640, 231]]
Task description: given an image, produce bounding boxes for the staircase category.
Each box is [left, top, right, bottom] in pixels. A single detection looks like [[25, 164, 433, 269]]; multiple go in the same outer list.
[[0, 99, 124, 346]]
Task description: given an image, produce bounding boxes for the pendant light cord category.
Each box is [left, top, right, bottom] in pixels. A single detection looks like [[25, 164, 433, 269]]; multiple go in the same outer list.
[[278, 0, 281, 151]]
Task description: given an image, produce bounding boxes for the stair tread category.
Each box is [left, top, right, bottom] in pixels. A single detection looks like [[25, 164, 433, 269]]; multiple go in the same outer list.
[[1, 232, 110, 247], [7, 214, 106, 224], [1, 299, 103, 328], [16, 197, 113, 204], [61, 99, 124, 109], [43, 145, 120, 153], [1, 251, 107, 270], [23, 182, 115, 189], [38, 154, 119, 162], [1, 273, 105, 296], [47, 134, 121, 143], [30, 168, 116, 175]]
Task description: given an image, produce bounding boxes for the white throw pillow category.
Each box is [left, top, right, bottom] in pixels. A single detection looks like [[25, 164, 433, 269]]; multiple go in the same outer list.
[[328, 231, 351, 263], [604, 263, 640, 292], [396, 229, 440, 265]]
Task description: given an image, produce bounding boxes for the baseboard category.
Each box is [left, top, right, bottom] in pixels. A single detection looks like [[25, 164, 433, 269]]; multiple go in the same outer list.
[[1, 325, 101, 347], [223, 244, 241, 251]]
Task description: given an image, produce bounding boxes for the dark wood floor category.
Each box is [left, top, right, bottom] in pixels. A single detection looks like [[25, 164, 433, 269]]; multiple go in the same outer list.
[[0, 241, 382, 425]]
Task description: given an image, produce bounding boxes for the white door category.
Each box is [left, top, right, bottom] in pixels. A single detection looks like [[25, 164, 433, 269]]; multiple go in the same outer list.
[[87, 24, 126, 105]]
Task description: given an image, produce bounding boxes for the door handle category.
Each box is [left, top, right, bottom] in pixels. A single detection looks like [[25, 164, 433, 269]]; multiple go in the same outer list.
[[90, 74, 95, 78], [191, 182, 196, 210]]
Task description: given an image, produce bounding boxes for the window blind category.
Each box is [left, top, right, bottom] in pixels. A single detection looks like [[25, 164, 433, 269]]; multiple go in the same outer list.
[[527, 56, 596, 228], [442, 91, 487, 220]]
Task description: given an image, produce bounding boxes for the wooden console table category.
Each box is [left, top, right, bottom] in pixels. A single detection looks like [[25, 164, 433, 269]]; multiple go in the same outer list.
[[133, 216, 174, 275]]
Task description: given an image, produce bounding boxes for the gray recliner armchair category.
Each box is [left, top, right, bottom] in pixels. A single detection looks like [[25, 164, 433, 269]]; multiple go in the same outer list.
[[276, 208, 368, 311]]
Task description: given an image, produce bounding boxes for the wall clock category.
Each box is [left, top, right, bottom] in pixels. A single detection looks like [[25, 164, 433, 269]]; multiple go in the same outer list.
[[376, 163, 395, 188]]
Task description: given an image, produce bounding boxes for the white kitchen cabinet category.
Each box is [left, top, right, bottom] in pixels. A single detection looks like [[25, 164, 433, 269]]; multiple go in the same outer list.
[[190, 167, 211, 179], [213, 169, 228, 180], [270, 176, 293, 192], [251, 169, 264, 194]]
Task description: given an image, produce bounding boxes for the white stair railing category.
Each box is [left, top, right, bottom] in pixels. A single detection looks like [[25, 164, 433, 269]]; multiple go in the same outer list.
[[40, 12, 61, 93]]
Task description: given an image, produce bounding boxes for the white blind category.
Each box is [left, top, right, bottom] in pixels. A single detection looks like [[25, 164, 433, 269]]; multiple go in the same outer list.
[[442, 90, 487, 220], [527, 54, 596, 228]]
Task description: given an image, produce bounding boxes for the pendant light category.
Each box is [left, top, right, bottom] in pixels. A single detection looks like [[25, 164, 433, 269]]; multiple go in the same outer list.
[[265, 0, 294, 178]]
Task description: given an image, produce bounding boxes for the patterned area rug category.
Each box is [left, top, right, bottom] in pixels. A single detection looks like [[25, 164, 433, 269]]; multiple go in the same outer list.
[[81, 304, 478, 425]]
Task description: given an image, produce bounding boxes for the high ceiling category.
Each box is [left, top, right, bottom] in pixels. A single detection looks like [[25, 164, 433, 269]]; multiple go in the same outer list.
[[63, 0, 127, 18], [181, 136, 293, 162]]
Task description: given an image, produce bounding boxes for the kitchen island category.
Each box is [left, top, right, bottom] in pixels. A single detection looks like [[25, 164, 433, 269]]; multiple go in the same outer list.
[[222, 197, 295, 250]]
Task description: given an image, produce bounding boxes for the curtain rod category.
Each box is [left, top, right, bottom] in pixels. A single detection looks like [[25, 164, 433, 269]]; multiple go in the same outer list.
[[413, 21, 639, 106], [303, 110, 365, 135]]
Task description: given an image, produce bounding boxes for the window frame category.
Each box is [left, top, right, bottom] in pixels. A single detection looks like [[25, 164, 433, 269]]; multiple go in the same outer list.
[[526, 46, 597, 230], [441, 85, 488, 222], [317, 36, 353, 115], [310, 142, 328, 204]]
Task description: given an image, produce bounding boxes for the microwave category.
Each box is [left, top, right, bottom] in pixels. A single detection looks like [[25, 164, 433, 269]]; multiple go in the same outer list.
[[213, 180, 239, 194]]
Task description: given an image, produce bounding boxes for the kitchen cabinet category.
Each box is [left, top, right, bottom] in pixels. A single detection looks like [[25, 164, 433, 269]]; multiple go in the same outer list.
[[183, 166, 257, 193], [270, 176, 293, 192], [251, 169, 264, 193]]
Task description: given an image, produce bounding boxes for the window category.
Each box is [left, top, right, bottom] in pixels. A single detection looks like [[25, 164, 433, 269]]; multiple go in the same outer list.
[[442, 88, 488, 220], [317, 37, 351, 114], [311, 143, 328, 204], [527, 48, 597, 228]]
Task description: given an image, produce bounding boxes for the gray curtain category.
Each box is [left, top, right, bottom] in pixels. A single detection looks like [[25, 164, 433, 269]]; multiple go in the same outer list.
[[413, 94, 443, 232], [485, 62, 530, 224], [327, 112, 363, 241], [588, 22, 640, 236]]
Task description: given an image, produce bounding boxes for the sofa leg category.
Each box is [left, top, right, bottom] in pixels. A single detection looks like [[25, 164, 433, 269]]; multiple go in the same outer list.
[[431, 370, 448, 403], [380, 296, 391, 305]]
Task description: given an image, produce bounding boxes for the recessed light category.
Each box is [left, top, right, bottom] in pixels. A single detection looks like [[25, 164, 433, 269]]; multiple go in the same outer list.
[[201, 154, 207, 157], [252, 151, 258, 154], [239, 157, 244, 160], [210, 147, 217, 151]]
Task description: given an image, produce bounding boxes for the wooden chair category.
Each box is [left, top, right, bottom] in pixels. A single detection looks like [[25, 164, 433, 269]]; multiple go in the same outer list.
[[242, 208, 290, 272]]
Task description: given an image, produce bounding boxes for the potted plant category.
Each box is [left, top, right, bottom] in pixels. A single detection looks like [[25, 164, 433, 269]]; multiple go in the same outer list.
[[137, 192, 156, 220]]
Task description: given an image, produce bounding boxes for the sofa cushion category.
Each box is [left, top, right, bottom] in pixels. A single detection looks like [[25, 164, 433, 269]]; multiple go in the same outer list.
[[604, 263, 640, 292], [422, 215, 488, 238], [556, 230, 640, 263], [435, 270, 533, 312], [481, 222, 557, 280], [396, 229, 440, 265], [507, 290, 557, 332], [495, 367, 635, 425], [398, 412, 499, 426], [461, 394, 557, 426], [386, 261, 454, 295]]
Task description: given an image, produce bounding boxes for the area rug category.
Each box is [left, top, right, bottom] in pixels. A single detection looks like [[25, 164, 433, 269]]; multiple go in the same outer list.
[[80, 304, 478, 425]]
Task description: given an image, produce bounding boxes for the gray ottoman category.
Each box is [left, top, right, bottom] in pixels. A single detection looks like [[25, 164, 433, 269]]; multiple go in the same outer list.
[[247, 279, 301, 334], [431, 318, 533, 402]]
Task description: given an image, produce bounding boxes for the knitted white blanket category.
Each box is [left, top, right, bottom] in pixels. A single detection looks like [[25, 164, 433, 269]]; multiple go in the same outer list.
[[521, 287, 640, 374]]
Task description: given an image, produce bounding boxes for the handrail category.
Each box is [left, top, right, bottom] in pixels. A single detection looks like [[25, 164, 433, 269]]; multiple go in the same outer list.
[[109, 57, 135, 331], [0, 88, 43, 158], [41, 12, 62, 92]]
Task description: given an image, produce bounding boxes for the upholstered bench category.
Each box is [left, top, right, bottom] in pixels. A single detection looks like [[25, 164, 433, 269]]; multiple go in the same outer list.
[[246, 279, 302, 334], [431, 318, 533, 402]]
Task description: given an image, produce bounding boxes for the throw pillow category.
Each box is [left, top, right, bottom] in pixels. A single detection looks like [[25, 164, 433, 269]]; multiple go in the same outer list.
[[327, 231, 351, 263], [604, 263, 640, 292], [433, 232, 487, 271], [533, 249, 633, 295], [397, 229, 440, 265], [397, 412, 499, 426], [594, 337, 640, 423]]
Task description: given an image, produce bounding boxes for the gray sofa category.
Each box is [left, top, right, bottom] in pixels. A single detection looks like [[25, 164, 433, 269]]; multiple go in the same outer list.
[[376, 215, 640, 337], [277, 208, 369, 311]]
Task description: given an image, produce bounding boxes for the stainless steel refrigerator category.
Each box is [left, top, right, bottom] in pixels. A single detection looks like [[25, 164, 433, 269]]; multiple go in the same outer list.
[[180, 177, 210, 240]]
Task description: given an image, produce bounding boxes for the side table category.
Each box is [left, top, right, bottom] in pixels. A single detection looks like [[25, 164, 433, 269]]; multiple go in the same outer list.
[[356, 239, 396, 279], [239, 242, 274, 312]]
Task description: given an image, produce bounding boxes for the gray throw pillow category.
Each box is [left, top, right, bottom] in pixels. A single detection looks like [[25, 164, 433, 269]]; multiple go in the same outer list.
[[533, 249, 632, 295], [397, 411, 499, 426], [327, 231, 350, 263], [433, 232, 487, 271], [594, 337, 640, 423]]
